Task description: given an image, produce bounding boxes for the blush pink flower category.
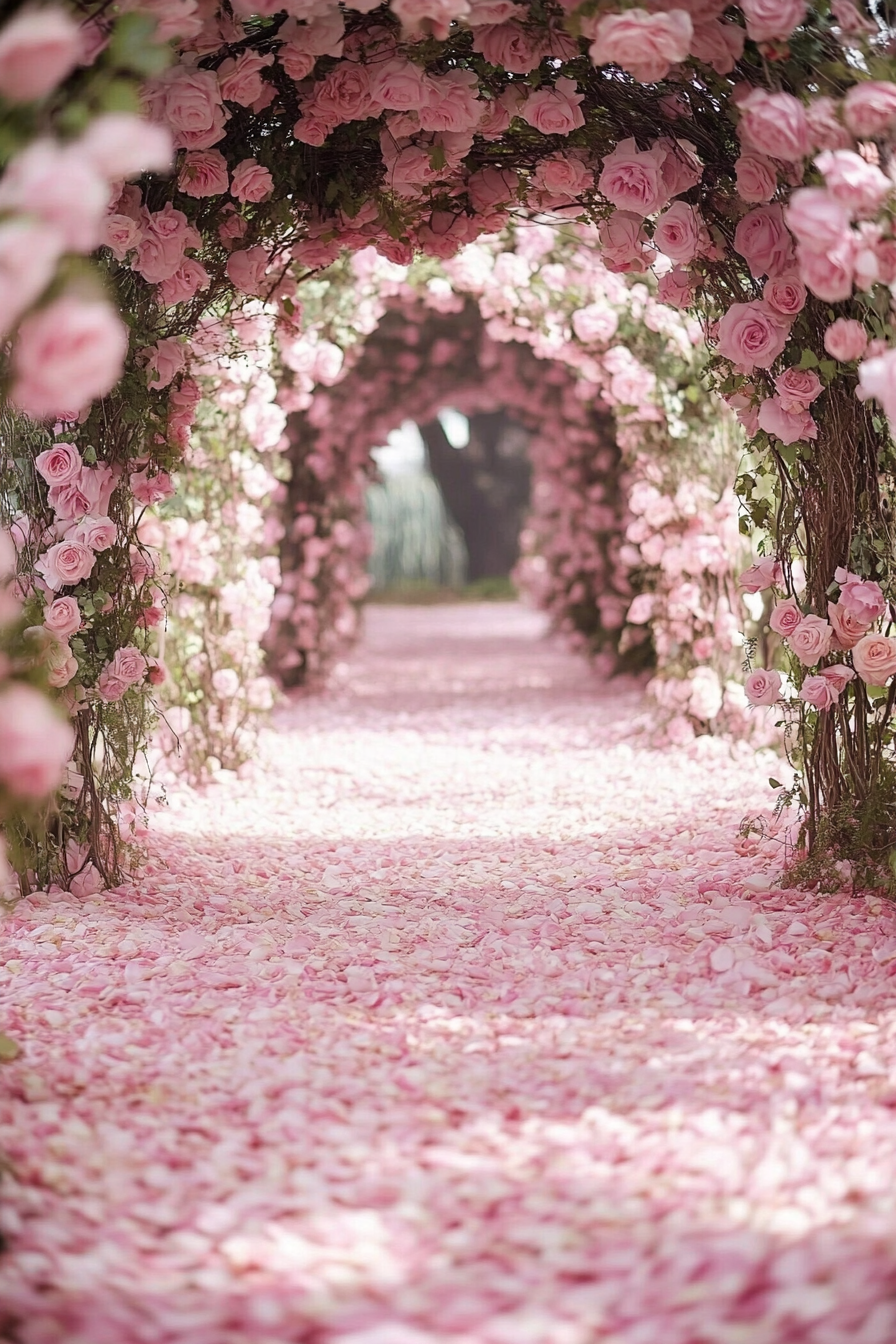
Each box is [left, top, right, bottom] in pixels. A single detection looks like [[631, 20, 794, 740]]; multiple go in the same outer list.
[[467, 166, 519, 213], [34, 442, 82, 487], [102, 213, 142, 262], [816, 148, 890, 216], [520, 78, 584, 136], [231, 158, 274, 203], [853, 631, 896, 684], [739, 557, 783, 593], [774, 367, 823, 409], [598, 138, 668, 218], [734, 204, 796, 279], [217, 50, 274, 106], [763, 276, 807, 316], [530, 153, 591, 201], [824, 318, 867, 362], [769, 598, 803, 637], [799, 674, 838, 711], [226, 245, 271, 296], [145, 338, 186, 392], [716, 300, 790, 372], [571, 303, 618, 345], [835, 566, 887, 622], [0, 138, 107, 253], [785, 188, 851, 252], [67, 515, 116, 552], [741, 0, 806, 43], [79, 112, 172, 180], [0, 217, 61, 338], [827, 599, 870, 650], [843, 81, 896, 138], [738, 88, 810, 163], [0, 5, 81, 102], [367, 57, 428, 111], [178, 149, 229, 197], [420, 69, 482, 133], [143, 67, 229, 150], [45, 637, 78, 688], [745, 668, 782, 706], [734, 152, 777, 204], [788, 614, 833, 665], [34, 539, 95, 591], [157, 257, 210, 307], [96, 645, 148, 702], [689, 18, 744, 74], [11, 296, 127, 420], [656, 267, 695, 308], [473, 22, 544, 74], [43, 596, 81, 639], [129, 469, 175, 506], [0, 681, 74, 798], [819, 663, 856, 693], [653, 201, 708, 265], [798, 238, 856, 302], [587, 8, 693, 84]]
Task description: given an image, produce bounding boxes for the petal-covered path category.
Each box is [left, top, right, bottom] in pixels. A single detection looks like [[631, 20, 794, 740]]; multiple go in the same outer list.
[[4, 604, 896, 1343]]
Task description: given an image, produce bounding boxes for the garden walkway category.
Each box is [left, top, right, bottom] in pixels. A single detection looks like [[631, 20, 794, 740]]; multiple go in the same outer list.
[[4, 604, 896, 1343]]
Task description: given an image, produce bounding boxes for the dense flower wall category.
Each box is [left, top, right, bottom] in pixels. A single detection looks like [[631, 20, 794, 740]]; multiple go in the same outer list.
[[4, 0, 896, 882]]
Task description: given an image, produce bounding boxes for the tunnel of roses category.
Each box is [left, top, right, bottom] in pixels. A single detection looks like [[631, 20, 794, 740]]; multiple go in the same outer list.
[[3, 0, 896, 897]]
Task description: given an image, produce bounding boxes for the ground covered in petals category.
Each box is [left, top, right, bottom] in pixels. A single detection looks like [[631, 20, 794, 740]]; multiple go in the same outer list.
[[4, 605, 896, 1343]]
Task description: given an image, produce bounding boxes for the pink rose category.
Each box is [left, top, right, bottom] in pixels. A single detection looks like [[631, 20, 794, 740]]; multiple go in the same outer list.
[[144, 338, 186, 392], [843, 81, 896, 138], [231, 157, 274, 203], [34, 539, 95, 591], [43, 596, 81, 639], [831, 0, 877, 34], [824, 317, 867, 362], [467, 166, 519, 213], [689, 18, 745, 75], [816, 149, 890, 217], [144, 67, 229, 151], [0, 681, 74, 798], [716, 300, 790, 372], [741, 0, 806, 43], [520, 78, 584, 136], [763, 276, 807, 316], [96, 646, 147, 702], [597, 210, 656, 273], [739, 557, 783, 593], [67, 515, 116, 552], [654, 137, 702, 198], [0, 5, 81, 103], [218, 50, 274, 106], [656, 267, 695, 309], [858, 347, 896, 425], [45, 637, 78, 688], [598, 138, 669, 218], [587, 8, 693, 84], [420, 69, 481, 134], [129, 469, 175, 506], [805, 96, 852, 151], [734, 204, 796, 279], [769, 598, 803, 636], [853, 632, 896, 684], [531, 153, 592, 201], [774, 367, 823, 408], [0, 138, 107, 253], [102, 214, 142, 262], [310, 61, 374, 123], [835, 567, 886, 622], [738, 89, 810, 163], [788, 615, 833, 665], [133, 202, 198, 284], [572, 303, 618, 345], [735, 153, 777, 204], [798, 239, 855, 303], [157, 257, 210, 307], [178, 149, 229, 197], [367, 57, 428, 111], [146, 656, 167, 686], [745, 668, 782, 706], [34, 442, 82, 486], [799, 674, 837, 711], [0, 217, 61, 339], [47, 464, 117, 521], [79, 112, 172, 180], [473, 23, 544, 74], [818, 663, 856, 693], [278, 44, 316, 81], [784, 188, 851, 252], [226, 245, 270, 296], [758, 395, 817, 443], [11, 296, 127, 420], [653, 201, 708, 265], [828, 600, 871, 650]]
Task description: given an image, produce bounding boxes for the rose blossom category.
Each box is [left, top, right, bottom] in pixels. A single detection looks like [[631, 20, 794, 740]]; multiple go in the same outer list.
[[130, 469, 175, 506], [34, 539, 95, 591], [598, 139, 668, 218], [819, 663, 856, 693], [835, 566, 887, 622], [11, 296, 127, 420], [468, 166, 519, 213], [816, 149, 890, 217], [853, 632, 896, 684], [739, 557, 783, 592], [587, 8, 693, 84], [102, 214, 142, 262], [734, 204, 796, 279], [34, 442, 82, 487], [798, 238, 856, 302], [157, 257, 210, 307], [146, 657, 167, 686], [0, 139, 107, 254], [572, 303, 618, 345], [79, 112, 172, 180], [45, 637, 78, 688], [367, 57, 428, 111], [657, 268, 694, 308], [178, 149, 229, 197], [218, 50, 274, 106], [843, 81, 896, 138], [805, 95, 852, 151], [745, 668, 782, 706], [520, 78, 584, 136], [531, 153, 592, 201], [0, 5, 81, 103], [47, 464, 117, 521], [824, 317, 867, 362], [758, 395, 818, 443], [143, 67, 229, 150], [144, 337, 186, 392], [735, 153, 777, 204], [67, 515, 116, 552], [784, 188, 851, 252], [654, 137, 702, 197], [689, 18, 744, 76], [741, 0, 806, 43], [774, 367, 823, 408], [96, 645, 147, 702], [473, 22, 543, 73], [226, 245, 270, 296], [738, 89, 809, 163], [716, 300, 790, 372], [653, 201, 708, 265], [799, 674, 838, 711], [769, 598, 803, 637], [763, 276, 806, 316], [0, 681, 74, 798], [0, 216, 62, 339], [43, 596, 81, 639], [231, 158, 273, 203], [788, 614, 833, 665]]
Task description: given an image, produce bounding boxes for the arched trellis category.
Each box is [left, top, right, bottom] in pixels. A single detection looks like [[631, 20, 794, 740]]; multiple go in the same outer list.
[[265, 297, 638, 688]]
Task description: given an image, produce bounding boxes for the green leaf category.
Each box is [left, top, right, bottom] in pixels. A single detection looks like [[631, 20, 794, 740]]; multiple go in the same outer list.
[[109, 13, 169, 75], [99, 80, 142, 115], [769, 778, 782, 789], [0, 1034, 20, 1062], [799, 348, 819, 369]]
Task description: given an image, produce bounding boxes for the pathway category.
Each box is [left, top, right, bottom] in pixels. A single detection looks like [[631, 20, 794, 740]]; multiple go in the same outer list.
[[3, 605, 896, 1343]]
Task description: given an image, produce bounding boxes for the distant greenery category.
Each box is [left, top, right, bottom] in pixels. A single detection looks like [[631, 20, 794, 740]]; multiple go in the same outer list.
[[367, 577, 518, 605]]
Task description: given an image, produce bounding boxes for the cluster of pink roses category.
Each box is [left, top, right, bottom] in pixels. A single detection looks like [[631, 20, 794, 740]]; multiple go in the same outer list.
[[743, 559, 896, 712]]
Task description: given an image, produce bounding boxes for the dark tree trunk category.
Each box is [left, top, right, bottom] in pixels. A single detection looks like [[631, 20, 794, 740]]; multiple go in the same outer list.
[[419, 409, 531, 580]]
